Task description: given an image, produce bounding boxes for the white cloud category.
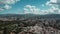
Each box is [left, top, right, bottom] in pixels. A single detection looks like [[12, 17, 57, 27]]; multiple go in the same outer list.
[[46, 1, 52, 6], [24, 0, 60, 15], [0, 0, 20, 10], [45, 0, 60, 14], [1, 0, 20, 4], [0, 8, 4, 11], [50, 0, 57, 3], [4, 4, 11, 10], [25, 5, 36, 9], [24, 5, 51, 15], [24, 3, 60, 15], [24, 8, 30, 14], [46, 0, 57, 6], [24, 5, 41, 14]]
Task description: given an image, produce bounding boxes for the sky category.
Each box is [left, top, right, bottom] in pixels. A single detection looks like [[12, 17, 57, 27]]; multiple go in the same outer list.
[[0, 0, 60, 15]]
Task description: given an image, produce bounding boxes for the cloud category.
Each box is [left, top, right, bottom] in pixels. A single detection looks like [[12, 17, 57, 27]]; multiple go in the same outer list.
[[46, 0, 58, 6], [1, 0, 20, 4], [46, 1, 52, 6], [4, 4, 11, 10], [24, 4, 60, 15], [0, 8, 4, 11], [24, 8, 30, 14], [45, 0, 60, 14], [50, 0, 57, 3], [0, 0, 20, 11], [24, 0, 60, 15], [24, 5, 41, 14], [24, 5, 51, 15]]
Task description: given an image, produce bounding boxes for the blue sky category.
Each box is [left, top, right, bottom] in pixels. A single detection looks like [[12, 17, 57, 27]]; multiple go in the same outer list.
[[0, 0, 60, 14]]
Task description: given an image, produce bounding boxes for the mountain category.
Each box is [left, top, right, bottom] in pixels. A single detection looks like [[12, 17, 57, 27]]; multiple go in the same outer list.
[[0, 14, 60, 19]]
